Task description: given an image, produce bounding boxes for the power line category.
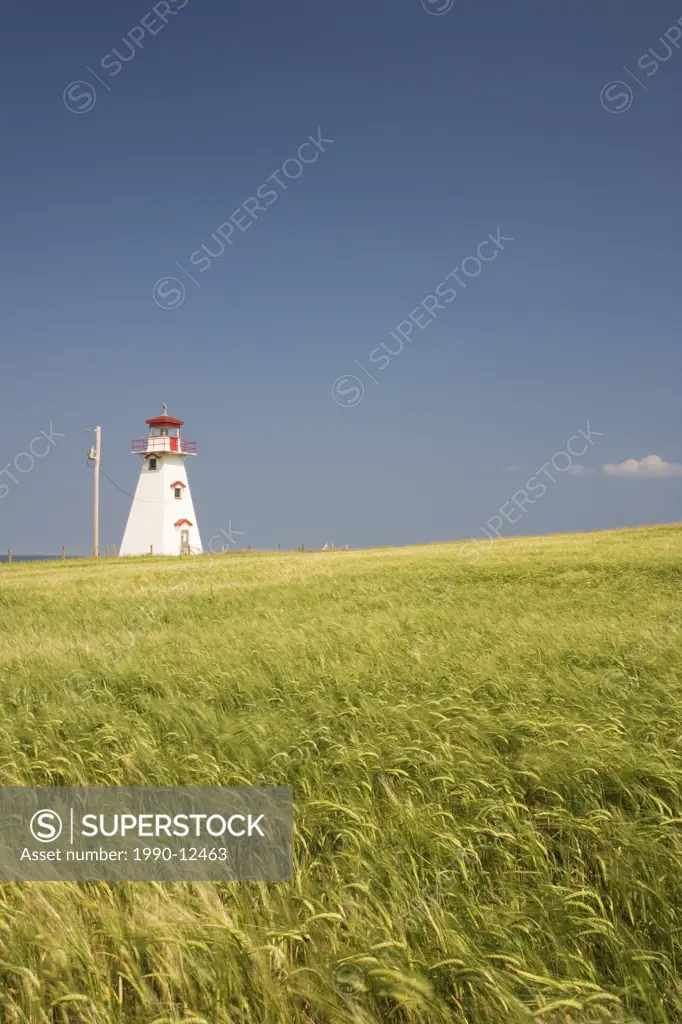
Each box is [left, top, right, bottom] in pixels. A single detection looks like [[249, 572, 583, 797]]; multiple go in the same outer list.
[[102, 468, 162, 503], [88, 459, 161, 504]]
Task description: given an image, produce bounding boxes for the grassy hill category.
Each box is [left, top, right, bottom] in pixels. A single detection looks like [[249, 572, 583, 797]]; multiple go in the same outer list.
[[1, 525, 681, 1023]]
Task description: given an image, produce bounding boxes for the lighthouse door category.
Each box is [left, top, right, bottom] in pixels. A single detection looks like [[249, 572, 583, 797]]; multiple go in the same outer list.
[[180, 529, 190, 554]]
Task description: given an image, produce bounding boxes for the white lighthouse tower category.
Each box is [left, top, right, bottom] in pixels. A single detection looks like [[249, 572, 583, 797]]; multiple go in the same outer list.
[[119, 408, 203, 557]]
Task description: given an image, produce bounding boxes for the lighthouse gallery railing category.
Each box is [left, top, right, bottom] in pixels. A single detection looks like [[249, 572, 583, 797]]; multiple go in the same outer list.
[[131, 438, 197, 454]]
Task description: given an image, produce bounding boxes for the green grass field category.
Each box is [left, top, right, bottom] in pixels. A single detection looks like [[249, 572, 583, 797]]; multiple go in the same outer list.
[[1, 524, 682, 1023]]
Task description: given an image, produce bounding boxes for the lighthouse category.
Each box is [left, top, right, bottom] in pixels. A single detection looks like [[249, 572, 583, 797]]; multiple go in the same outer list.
[[119, 408, 203, 557]]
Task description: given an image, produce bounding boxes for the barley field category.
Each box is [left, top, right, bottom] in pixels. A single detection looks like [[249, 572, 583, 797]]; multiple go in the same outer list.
[[0, 525, 681, 1023]]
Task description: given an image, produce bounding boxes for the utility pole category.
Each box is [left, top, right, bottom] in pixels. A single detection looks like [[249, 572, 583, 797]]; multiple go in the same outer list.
[[88, 427, 101, 558]]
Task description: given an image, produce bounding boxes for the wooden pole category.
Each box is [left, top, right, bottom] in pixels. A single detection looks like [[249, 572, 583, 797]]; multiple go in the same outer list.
[[150, 545, 153, 555], [277, 544, 280, 552], [7, 549, 11, 565], [62, 546, 66, 560], [93, 426, 101, 558], [105, 545, 109, 558], [113, 544, 117, 557]]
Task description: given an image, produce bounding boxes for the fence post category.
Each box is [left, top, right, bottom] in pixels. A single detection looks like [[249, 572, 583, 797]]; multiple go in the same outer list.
[[105, 545, 109, 558], [277, 544, 280, 552], [62, 546, 66, 560], [7, 549, 11, 565], [150, 545, 153, 556], [113, 544, 117, 557]]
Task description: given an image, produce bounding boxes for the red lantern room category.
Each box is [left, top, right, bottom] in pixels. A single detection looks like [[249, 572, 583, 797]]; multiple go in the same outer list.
[[131, 412, 197, 455]]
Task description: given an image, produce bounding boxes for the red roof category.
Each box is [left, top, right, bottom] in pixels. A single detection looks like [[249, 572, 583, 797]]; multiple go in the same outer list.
[[170, 480, 186, 488], [146, 415, 184, 428], [174, 518, 193, 527]]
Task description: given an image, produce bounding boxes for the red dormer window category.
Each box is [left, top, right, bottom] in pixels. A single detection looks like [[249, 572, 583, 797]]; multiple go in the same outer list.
[[174, 518, 193, 527], [170, 480, 186, 499]]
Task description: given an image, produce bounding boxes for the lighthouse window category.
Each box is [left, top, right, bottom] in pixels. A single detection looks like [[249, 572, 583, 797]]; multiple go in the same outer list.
[[149, 458, 157, 471], [174, 487, 182, 499]]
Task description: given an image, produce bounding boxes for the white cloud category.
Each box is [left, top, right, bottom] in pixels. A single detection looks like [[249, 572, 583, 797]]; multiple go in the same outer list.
[[602, 454, 682, 478], [567, 465, 595, 477]]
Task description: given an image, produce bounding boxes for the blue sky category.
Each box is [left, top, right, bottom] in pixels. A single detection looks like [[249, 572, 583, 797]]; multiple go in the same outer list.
[[1, 0, 681, 553]]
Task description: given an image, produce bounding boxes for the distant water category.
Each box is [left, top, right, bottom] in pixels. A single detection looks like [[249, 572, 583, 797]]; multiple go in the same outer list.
[[0, 554, 88, 564]]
